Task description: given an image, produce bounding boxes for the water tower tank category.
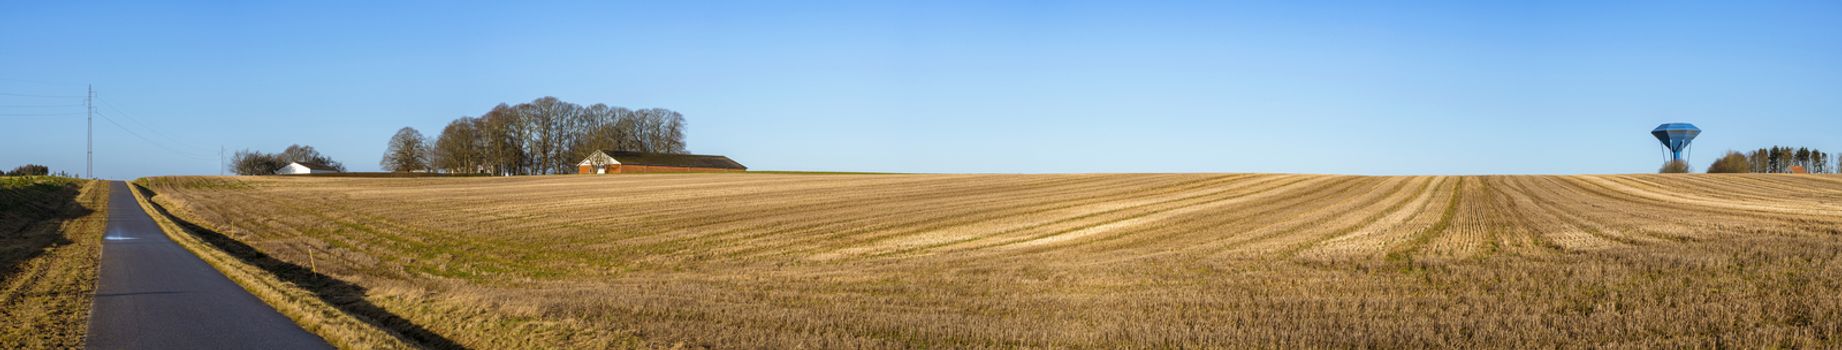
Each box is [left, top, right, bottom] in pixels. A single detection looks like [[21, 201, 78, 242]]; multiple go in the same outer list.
[[1651, 123, 1700, 162]]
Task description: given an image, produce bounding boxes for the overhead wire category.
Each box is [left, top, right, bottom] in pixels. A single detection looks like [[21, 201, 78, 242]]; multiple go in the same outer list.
[[92, 109, 216, 160], [0, 77, 80, 85], [0, 100, 83, 116], [5, 87, 219, 166], [97, 98, 204, 150], [0, 111, 82, 116], [0, 92, 83, 98], [0, 103, 85, 108], [0, 89, 82, 118]]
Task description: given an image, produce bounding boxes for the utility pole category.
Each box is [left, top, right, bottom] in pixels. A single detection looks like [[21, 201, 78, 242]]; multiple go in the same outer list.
[[86, 85, 93, 179], [220, 146, 225, 176]]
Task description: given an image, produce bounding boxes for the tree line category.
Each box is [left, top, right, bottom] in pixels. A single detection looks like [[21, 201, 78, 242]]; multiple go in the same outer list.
[[3, 164, 51, 176], [382, 97, 688, 175], [1706, 146, 1835, 174], [229, 144, 346, 175]]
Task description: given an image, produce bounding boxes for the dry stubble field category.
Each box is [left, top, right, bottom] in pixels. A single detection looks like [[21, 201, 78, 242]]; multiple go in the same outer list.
[[138, 173, 1842, 348]]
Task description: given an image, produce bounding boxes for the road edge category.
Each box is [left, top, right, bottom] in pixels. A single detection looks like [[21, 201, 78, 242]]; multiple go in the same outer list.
[[127, 180, 414, 350]]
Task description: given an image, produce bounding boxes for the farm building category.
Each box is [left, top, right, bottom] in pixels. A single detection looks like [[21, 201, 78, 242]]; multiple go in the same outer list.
[[275, 162, 342, 175], [577, 151, 747, 174]]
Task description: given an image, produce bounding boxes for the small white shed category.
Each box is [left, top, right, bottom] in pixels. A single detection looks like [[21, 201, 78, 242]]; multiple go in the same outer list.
[[276, 162, 341, 175]]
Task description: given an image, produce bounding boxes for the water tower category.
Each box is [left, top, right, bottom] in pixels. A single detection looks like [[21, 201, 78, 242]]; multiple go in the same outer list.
[[1651, 122, 1700, 162]]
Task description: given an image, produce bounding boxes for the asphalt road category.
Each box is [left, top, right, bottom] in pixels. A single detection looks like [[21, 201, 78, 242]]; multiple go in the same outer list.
[[86, 181, 331, 350]]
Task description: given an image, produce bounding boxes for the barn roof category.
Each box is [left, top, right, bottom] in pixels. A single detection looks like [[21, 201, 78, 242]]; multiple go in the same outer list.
[[290, 162, 342, 171], [598, 151, 747, 170]]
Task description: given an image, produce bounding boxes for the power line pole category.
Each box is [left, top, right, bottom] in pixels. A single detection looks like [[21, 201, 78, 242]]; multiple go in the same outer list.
[[86, 85, 93, 179]]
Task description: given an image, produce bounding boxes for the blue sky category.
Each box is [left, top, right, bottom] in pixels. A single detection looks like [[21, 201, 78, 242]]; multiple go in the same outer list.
[[3, 1, 1839, 179]]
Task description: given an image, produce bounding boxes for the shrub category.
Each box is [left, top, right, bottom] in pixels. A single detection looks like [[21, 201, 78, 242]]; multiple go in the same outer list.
[[1706, 152, 1750, 173], [1659, 160, 1690, 173], [6, 164, 50, 176]]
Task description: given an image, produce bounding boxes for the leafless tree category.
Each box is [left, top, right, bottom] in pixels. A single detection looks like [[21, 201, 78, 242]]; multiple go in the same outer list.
[[278, 144, 345, 171], [420, 97, 689, 176], [520, 97, 589, 174], [609, 107, 643, 151], [381, 127, 432, 172], [634, 108, 664, 153], [658, 109, 687, 154], [479, 104, 525, 175], [569, 104, 652, 162], [433, 117, 485, 174], [231, 149, 286, 175]]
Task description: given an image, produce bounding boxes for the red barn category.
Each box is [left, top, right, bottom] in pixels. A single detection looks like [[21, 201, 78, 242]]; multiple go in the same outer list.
[[577, 150, 747, 174]]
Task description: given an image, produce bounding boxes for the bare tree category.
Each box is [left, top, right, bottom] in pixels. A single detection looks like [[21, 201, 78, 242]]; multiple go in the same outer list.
[[520, 98, 553, 174], [564, 103, 610, 166], [381, 127, 432, 172], [521, 97, 586, 174], [611, 107, 642, 151], [417, 97, 690, 175], [634, 108, 665, 153], [231, 149, 286, 175], [659, 109, 687, 154], [433, 117, 485, 174], [478, 104, 525, 175], [570, 104, 650, 161], [278, 144, 345, 171]]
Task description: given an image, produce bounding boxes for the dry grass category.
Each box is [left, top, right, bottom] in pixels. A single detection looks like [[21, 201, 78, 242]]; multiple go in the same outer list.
[[139, 173, 1842, 348], [0, 177, 107, 348]]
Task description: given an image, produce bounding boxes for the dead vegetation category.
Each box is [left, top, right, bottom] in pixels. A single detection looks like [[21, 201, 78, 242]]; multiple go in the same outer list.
[[0, 177, 107, 348], [139, 173, 1842, 348]]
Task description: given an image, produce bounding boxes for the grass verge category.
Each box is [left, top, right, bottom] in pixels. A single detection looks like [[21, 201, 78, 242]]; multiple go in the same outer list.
[[0, 177, 107, 348]]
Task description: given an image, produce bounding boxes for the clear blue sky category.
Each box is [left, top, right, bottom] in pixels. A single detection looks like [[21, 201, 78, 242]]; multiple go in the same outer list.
[[4, 1, 1839, 179]]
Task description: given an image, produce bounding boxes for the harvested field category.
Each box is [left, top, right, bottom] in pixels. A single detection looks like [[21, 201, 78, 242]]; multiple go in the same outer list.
[[138, 173, 1842, 348], [0, 177, 108, 348]]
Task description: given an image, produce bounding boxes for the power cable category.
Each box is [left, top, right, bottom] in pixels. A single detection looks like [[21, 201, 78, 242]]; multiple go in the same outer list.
[[0, 112, 84, 117], [0, 92, 83, 98], [0, 103, 85, 108], [93, 110, 215, 160], [0, 77, 79, 85], [97, 98, 203, 150]]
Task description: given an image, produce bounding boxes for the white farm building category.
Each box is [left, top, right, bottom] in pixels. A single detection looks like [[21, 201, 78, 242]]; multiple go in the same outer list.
[[276, 162, 342, 175]]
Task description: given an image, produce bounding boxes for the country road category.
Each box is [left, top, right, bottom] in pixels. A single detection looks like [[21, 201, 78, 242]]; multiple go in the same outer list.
[[86, 181, 330, 350]]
